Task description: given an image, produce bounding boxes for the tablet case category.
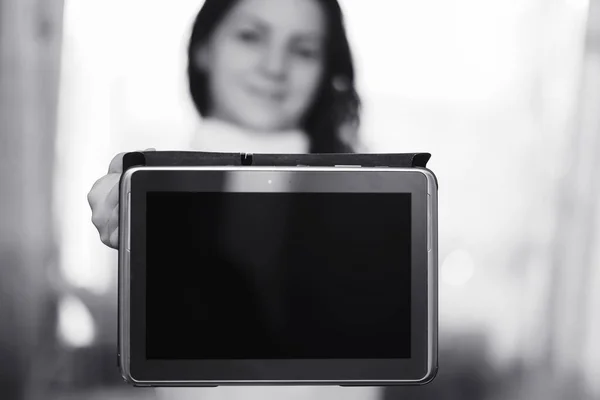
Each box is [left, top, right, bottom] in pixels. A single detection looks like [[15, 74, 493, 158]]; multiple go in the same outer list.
[[117, 151, 433, 372], [121, 151, 432, 171]]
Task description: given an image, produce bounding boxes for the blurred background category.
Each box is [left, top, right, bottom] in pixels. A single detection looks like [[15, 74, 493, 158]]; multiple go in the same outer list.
[[1, 0, 599, 399]]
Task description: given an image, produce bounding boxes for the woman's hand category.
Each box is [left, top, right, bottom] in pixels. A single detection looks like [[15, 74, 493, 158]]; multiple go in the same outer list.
[[88, 149, 154, 249]]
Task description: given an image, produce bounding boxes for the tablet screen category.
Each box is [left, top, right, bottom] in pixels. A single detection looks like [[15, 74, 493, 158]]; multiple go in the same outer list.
[[145, 191, 412, 360]]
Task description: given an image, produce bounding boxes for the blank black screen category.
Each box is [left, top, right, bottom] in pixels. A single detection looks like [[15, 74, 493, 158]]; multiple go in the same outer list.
[[146, 192, 411, 360]]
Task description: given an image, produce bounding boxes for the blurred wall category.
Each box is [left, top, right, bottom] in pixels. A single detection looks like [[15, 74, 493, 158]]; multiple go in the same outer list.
[[545, 0, 600, 396], [0, 0, 64, 399]]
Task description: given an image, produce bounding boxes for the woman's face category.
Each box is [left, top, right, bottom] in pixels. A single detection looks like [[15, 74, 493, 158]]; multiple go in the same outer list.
[[196, 0, 327, 132]]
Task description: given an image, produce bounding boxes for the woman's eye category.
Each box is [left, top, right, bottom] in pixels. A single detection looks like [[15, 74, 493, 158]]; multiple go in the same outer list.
[[236, 29, 261, 44], [293, 46, 321, 60]]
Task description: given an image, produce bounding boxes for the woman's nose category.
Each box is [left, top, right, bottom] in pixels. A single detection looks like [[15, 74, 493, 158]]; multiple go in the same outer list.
[[260, 45, 288, 81]]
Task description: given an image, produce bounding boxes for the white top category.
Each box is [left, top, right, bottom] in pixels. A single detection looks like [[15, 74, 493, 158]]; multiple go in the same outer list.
[[155, 118, 379, 400], [156, 386, 380, 400], [189, 118, 310, 154]]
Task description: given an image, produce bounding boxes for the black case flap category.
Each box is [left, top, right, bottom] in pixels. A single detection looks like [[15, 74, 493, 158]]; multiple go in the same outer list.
[[122, 151, 431, 171]]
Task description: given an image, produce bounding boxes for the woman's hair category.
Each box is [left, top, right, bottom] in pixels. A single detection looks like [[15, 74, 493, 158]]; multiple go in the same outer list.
[[187, 0, 360, 153]]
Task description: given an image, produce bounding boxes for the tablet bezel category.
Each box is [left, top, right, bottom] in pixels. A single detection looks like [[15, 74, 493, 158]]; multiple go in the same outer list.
[[119, 166, 437, 385]]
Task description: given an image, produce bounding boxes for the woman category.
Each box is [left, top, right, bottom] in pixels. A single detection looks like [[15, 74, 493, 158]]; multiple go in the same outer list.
[[88, 0, 377, 399]]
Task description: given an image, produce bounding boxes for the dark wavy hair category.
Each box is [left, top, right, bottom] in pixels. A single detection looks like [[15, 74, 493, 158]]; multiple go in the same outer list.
[[187, 0, 360, 153]]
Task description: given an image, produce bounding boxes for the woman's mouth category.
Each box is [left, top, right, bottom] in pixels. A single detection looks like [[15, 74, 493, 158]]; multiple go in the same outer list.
[[246, 85, 286, 102]]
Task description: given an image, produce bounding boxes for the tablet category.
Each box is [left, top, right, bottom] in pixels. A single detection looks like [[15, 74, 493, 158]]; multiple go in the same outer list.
[[118, 152, 438, 387]]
